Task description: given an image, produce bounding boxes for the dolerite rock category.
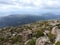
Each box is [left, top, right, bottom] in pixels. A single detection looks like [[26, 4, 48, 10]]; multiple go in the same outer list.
[[35, 36, 51, 45], [51, 26, 60, 44]]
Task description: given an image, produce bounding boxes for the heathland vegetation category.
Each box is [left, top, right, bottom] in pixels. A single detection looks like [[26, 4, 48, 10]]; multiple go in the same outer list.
[[0, 20, 60, 45]]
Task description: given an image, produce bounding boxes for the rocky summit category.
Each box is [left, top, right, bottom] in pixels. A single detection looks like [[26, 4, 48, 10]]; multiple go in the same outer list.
[[0, 20, 60, 45]]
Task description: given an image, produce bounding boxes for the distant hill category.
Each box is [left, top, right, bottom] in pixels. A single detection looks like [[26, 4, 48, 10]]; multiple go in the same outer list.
[[0, 13, 60, 27]]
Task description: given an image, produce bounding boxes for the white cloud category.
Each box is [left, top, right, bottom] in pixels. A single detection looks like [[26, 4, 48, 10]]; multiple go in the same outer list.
[[43, 0, 60, 8], [0, 0, 60, 9], [0, 0, 60, 16]]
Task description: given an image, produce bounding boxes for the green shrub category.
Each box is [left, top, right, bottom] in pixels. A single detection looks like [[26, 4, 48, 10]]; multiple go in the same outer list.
[[55, 41, 60, 45], [48, 33, 55, 43], [0, 37, 4, 41], [9, 35, 23, 44], [26, 38, 36, 45], [34, 30, 44, 38]]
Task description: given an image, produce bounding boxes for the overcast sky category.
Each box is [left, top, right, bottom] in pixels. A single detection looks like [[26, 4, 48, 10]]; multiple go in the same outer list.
[[0, 0, 60, 16]]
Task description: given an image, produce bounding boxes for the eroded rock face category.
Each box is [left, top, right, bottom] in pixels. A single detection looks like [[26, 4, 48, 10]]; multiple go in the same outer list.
[[35, 26, 60, 45], [22, 30, 33, 41], [51, 26, 60, 44], [35, 36, 51, 45]]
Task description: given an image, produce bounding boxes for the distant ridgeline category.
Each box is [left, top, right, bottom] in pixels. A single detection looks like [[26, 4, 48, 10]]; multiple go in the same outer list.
[[0, 14, 60, 27]]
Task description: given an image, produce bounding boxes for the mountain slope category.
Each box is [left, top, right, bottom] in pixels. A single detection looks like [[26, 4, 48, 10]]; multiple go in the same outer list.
[[0, 15, 44, 27], [0, 14, 60, 27]]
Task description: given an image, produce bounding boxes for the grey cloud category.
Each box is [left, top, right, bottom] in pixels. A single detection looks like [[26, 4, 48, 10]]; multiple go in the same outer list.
[[0, 0, 15, 5], [0, 1, 14, 5]]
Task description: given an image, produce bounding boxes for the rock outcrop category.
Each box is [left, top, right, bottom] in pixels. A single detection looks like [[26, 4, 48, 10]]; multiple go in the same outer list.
[[51, 26, 60, 44], [36, 36, 51, 45]]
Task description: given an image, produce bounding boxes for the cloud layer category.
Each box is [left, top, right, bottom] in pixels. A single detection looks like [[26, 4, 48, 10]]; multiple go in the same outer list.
[[0, 0, 60, 16]]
